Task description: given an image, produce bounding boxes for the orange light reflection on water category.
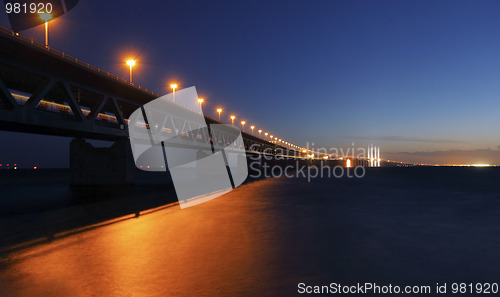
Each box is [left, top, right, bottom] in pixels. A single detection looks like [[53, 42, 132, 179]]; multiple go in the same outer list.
[[0, 179, 285, 297]]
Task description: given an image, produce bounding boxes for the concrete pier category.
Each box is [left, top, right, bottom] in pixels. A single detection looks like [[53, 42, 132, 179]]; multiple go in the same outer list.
[[70, 138, 135, 185]]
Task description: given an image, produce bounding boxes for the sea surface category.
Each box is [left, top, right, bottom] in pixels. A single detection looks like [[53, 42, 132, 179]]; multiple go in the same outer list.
[[0, 167, 500, 296]]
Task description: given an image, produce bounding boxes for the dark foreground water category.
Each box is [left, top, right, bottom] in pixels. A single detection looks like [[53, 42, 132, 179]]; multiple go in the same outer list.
[[1, 167, 500, 296]]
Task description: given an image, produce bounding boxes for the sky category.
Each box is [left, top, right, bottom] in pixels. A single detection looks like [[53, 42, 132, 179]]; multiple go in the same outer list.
[[1, 0, 500, 167]]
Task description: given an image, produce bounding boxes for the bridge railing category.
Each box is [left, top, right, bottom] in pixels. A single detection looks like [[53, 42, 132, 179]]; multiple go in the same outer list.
[[0, 24, 160, 97]]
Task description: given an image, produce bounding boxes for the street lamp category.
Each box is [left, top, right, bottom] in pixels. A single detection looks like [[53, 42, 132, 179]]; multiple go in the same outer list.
[[126, 59, 135, 83], [216, 108, 223, 122], [258, 129, 262, 137], [170, 83, 177, 102], [39, 13, 52, 49], [264, 132, 268, 138], [250, 125, 255, 135], [198, 98, 204, 112], [230, 115, 235, 125], [240, 121, 246, 131]]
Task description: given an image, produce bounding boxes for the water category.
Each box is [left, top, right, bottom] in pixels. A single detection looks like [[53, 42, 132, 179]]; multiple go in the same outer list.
[[0, 167, 500, 296]]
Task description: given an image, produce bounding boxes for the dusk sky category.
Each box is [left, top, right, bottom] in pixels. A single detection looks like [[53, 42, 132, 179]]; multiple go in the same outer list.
[[1, 0, 500, 167]]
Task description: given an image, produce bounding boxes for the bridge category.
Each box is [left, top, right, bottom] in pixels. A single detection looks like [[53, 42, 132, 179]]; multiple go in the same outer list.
[[0, 25, 399, 185]]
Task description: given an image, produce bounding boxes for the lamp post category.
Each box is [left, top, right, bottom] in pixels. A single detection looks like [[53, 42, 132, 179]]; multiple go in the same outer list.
[[197, 98, 204, 112], [126, 59, 135, 83], [240, 121, 246, 131], [39, 13, 52, 49], [170, 83, 177, 102], [250, 125, 255, 135], [258, 129, 262, 137], [216, 108, 222, 122], [264, 132, 268, 138], [230, 115, 235, 125]]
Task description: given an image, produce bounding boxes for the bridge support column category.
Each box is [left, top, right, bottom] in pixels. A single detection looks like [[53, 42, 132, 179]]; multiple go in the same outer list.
[[70, 138, 135, 186]]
